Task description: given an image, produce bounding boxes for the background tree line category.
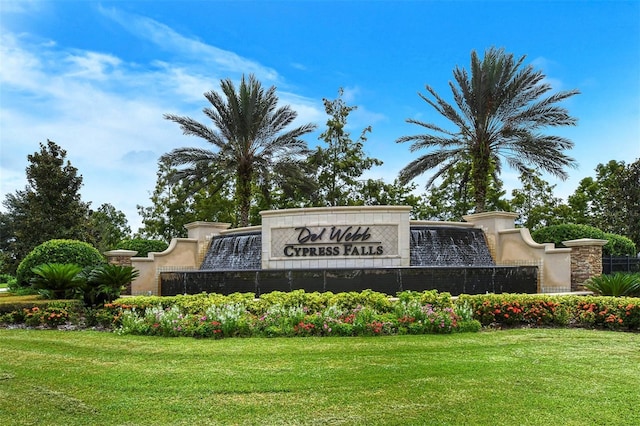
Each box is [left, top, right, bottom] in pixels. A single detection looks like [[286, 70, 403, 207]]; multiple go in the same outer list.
[[2, 48, 638, 276]]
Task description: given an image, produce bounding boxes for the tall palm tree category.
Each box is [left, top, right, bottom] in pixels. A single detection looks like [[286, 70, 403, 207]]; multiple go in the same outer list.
[[397, 47, 579, 213], [163, 74, 316, 227]]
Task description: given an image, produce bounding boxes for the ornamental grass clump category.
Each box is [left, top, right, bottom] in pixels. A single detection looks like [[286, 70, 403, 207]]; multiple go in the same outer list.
[[583, 273, 640, 297], [82, 264, 140, 305], [30, 263, 84, 299]]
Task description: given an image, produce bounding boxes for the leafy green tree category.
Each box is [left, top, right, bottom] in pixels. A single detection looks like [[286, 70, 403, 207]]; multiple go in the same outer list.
[[357, 179, 422, 208], [418, 162, 509, 221], [249, 157, 319, 222], [163, 74, 316, 227], [1, 140, 91, 274], [309, 88, 383, 207], [0, 212, 16, 274], [569, 159, 640, 250], [624, 159, 640, 251], [137, 157, 235, 239], [397, 47, 579, 213], [86, 203, 131, 254], [117, 239, 168, 257], [532, 223, 635, 256], [510, 168, 568, 230], [568, 161, 624, 227], [566, 176, 598, 225]]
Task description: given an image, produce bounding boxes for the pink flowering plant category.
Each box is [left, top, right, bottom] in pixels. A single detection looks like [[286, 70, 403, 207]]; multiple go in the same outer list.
[[394, 300, 459, 334]]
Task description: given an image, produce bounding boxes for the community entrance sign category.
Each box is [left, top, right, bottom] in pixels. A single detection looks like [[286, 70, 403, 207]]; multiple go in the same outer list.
[[260, 206, 411, 270]]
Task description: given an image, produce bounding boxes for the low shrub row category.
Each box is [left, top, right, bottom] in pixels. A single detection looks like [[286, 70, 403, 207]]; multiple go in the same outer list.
[[459, 293, 640, 330], [0, 298, 84, 328], [2, 290, 640, 335], [531, 224, 637, 256], [109, 289, 453, 315], [0, 294, 82, 315], [112, 300, 476, 338]]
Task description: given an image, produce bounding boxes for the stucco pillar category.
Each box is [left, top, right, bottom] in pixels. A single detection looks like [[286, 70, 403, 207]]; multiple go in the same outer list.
[[104, 249, 138, 295], [184, 221, 232, 265], [462, 211, 519, 261], [562, 239, 608, 291]]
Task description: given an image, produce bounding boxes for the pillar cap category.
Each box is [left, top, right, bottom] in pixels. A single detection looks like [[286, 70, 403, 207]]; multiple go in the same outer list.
[[104, 249, 139, 257], [562, 238, 608, 247]]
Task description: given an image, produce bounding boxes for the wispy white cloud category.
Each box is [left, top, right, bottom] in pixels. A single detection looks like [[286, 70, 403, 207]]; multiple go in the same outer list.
[[0, 7, 328, 231], [98, 5, 281, 84], [64, 51, 123, 80], [530, 56, 567, 92], [341, 86, 360, 104], [0, 0, 44, 14]]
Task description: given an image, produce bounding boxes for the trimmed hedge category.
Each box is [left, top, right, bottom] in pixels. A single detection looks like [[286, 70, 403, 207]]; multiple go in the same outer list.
[[15, 240, 105, 287], [531, 224, 636, 256], [110, 289, 451, 315], [458, 293, 640, 331], [0, 295, 87, 327], [603, 233, 638, 256], [117, 239, 168, 257]]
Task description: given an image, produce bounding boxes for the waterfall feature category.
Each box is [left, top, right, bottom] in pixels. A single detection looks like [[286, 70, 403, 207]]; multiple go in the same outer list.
[[200, 232, 262, 270], [161, 223, 536, 297], [410, 226, 494, 266]]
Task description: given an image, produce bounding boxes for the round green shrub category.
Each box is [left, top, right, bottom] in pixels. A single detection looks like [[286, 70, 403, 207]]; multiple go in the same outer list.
[[16, 239, 105, 287], [531, 224, 636, 256], [117, 238, 168, 257], [602, 233, 637, 256]]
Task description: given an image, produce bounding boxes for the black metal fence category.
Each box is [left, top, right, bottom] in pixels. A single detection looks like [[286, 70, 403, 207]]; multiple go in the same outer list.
[[602, 255, 640, 274]]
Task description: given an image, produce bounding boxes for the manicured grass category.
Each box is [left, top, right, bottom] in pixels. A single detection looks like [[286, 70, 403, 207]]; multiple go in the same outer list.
[[1, 329, 639, 425]]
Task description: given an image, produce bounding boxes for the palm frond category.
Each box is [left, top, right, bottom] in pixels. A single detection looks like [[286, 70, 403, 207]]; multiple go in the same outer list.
[[398, 148, 466, 186], [396, 47, 579, 212], [163, 73, 315, 226]]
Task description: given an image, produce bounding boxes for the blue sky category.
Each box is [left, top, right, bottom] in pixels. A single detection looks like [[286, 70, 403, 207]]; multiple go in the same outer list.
[[1, 0, 639, 232]]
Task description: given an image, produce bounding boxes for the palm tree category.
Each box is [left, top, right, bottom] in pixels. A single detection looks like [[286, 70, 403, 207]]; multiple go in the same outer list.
[[397, 47, 579, 213], [163, 74, 316, 227]]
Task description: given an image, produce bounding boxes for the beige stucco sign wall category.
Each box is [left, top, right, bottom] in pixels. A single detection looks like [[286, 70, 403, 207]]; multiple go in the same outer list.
[[260, 206, 412, 270]]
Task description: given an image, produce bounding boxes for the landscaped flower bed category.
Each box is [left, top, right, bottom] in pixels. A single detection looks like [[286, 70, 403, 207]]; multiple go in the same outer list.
[[459, 293, 640, 330], [107, 289, 478, 337], [2, 290, 640, 335]]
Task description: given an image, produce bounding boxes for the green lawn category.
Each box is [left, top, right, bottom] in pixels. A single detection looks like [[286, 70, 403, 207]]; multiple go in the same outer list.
[[1, 328, 638, 425]]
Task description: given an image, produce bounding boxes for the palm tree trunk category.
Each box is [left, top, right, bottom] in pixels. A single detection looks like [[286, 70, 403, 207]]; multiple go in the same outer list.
[[236, 165, 253, 227], [472, 141, 491, 213]]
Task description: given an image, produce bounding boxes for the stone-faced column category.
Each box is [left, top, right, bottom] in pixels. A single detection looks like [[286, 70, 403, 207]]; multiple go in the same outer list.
[[562, 239, 608, 291], [104, 249, 138, 295]]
